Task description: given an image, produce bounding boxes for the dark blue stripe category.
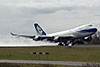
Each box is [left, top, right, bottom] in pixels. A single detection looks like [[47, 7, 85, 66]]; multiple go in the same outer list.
[[77, 28, 97, 33]]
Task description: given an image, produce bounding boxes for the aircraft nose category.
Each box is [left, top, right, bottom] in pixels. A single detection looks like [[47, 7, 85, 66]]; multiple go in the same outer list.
[[92, 28, 97, 33]]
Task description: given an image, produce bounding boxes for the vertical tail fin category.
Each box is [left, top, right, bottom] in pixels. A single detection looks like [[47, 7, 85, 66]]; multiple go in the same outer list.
[[34, 22, 47, 36]]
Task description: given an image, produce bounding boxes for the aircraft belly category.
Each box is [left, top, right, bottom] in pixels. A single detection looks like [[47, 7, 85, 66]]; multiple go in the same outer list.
[[53, 33, 72, 37], [73, 32, 93, 38]]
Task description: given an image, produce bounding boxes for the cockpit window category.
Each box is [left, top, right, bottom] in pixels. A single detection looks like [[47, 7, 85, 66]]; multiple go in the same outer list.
[[89, 25, 92, 26]]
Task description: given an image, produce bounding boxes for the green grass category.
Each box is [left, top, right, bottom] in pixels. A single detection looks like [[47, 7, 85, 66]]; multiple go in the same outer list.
[[0, 63, 83, 67], [0, 46, 100, 62]]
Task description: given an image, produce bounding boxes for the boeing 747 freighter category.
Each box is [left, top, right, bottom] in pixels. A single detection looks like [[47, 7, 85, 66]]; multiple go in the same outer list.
[[11, 23, 97, 47]]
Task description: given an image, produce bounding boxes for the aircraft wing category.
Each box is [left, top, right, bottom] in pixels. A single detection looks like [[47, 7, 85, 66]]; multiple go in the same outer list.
[[10, 32, 35, 39], [10, 32, 74, 42], [33, 36, 74, 42]]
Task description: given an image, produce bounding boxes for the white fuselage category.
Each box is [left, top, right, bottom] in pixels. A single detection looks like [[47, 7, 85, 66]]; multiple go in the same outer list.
[[47, 24, 97, 38]]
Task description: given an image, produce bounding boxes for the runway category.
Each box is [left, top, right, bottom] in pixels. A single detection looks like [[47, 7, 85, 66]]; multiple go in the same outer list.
[[0, 45, 100, 47], [75, 45, 100, 47], [0, 60, 100, 66]]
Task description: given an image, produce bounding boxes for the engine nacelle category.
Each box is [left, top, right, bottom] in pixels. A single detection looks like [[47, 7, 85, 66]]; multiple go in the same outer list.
[[54, 37, 59, 42], [83, 36, 92, 41], [33, 36, 40, 41]]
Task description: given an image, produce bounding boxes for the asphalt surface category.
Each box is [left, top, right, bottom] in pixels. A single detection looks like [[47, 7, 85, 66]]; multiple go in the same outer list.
[[1, 45, 100, 47], [0, 60, 100, 66], [75, 45, 100, 47]]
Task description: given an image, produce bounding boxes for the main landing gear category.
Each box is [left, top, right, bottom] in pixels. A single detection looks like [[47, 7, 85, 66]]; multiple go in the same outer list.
[[58, 43, 64, 46], [58, 42, 74, 47]]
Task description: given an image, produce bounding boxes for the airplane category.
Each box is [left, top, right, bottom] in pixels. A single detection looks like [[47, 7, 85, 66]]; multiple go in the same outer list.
[[11, 22, 97, 47]]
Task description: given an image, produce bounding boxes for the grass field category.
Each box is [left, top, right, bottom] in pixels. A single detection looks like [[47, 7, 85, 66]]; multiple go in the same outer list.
[[0, 46, 100, 62]]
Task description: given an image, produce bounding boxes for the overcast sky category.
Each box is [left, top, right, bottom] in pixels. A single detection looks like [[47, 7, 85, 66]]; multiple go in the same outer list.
[[0, 0, 100, 36]]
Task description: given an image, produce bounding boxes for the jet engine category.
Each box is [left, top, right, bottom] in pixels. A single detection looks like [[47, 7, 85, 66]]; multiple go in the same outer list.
[[83, 36, 92, 41], [33, 36, 40, 41]]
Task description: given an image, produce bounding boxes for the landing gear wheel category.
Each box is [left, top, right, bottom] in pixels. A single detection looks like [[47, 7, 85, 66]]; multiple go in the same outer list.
[[68, 42, 76, 48], [58, 43, 64, 46], [64, 43, 68, 46], [72, 42, 75, 46]]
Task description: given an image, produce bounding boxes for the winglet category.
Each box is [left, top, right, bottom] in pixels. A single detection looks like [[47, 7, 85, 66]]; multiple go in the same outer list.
[[10, 32, 17, 36]]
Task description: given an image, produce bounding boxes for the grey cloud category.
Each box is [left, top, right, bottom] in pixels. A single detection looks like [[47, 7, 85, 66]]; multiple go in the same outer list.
[[1, 0, 100, 16], [0, 0, 100, 19], [0, 0, 100, 36], [0, 6, 75, 19]]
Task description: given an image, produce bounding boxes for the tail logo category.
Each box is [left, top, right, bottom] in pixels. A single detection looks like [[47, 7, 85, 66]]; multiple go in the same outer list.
[[34, 23, 46, 35], [37, 26, 43, 35]]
